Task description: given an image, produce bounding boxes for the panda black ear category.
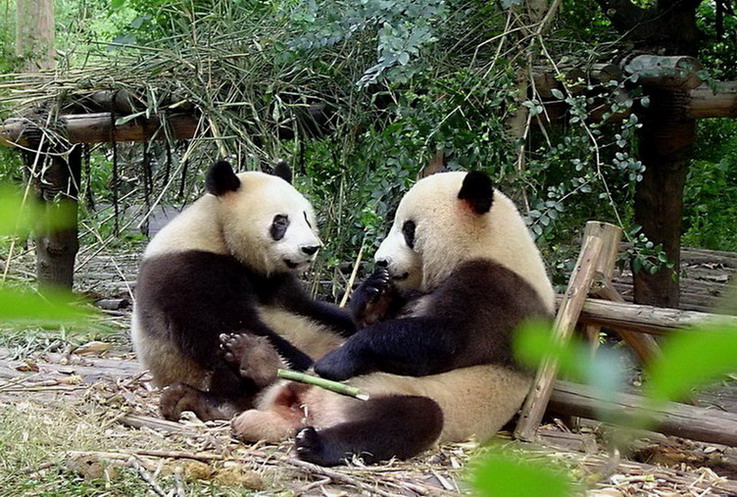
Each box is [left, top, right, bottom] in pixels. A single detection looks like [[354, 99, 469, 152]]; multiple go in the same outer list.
[[206, 160, 241, 196], [458, 171, 494, 214], [273, 160, 293, 184]]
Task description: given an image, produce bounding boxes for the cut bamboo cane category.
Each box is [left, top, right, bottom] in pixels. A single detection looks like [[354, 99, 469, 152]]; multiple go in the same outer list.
[[513, 221, 608, 441]]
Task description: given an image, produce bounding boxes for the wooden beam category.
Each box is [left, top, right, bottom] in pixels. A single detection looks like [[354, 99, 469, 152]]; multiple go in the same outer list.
[[688, 82, 737, 119], [574, 297, 737, 336], [0, 112, 200, 147], [550, 380, 737, 447], [514, 221, 608, 441]]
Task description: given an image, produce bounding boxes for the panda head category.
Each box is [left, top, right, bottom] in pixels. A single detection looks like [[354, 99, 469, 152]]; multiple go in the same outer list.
[[206, 160, 321, 275], [374, 170, 546, 295]]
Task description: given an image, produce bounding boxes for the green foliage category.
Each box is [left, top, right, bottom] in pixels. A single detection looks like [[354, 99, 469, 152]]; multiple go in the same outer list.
[[0, 184, 94, 328], [287, 0, 448, 87], [682, 119, 737, 251], [471, 446, 575, 497], [645, 323, 737, 404]]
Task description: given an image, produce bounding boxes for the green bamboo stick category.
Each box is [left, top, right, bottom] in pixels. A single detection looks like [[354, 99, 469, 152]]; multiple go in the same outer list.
[[277, 369, 370, 401]]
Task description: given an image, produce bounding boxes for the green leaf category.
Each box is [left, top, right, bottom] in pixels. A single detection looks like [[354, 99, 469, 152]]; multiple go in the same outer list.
[[550, 88, 564, 99], [472, 449, 573, 497], [645, 324, 737, 403], [0, 186, 76, 236], [0, 288, 94, 326], [114, 110, 147, 126]]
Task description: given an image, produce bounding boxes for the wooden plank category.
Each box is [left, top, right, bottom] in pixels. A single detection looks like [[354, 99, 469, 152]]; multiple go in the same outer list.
[[550, 380, 737, 447], [593, 282, 661, 362], [688, 82, 737, 119], [514, 221, 608, 441]]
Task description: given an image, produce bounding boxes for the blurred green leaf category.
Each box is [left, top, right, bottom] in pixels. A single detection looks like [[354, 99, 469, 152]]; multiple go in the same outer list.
[[645, 324, 737, 403], [472, 449, 573, 497], [0, 288, 94, 326], [0, 185, 76, 236]]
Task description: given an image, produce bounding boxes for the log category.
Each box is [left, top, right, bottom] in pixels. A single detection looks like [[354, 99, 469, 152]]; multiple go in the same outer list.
[[574, 297, 737, 336], [688, 82, 737, 119], [514, 221, 608, 441], [0, 112, 200, 147], [593, 282, 661, 362], [550, 380, 737, 447]]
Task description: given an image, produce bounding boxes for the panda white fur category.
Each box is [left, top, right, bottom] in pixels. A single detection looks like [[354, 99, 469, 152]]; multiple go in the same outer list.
[[230, 170, 555, 465], [131, 160, 357, 421]]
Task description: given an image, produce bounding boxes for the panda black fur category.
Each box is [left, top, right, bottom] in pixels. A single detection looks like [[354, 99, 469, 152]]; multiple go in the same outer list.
[[131, 160, 357, 421], [230, 170, 555, 466]]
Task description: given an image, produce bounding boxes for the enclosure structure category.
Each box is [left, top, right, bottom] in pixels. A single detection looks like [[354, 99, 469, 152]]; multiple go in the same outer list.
[[3, 53, 737, 309]]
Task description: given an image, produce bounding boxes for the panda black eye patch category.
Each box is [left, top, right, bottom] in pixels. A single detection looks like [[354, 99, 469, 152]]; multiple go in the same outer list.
[[271, 215, 290, 241], [402, 220, 416, 249]]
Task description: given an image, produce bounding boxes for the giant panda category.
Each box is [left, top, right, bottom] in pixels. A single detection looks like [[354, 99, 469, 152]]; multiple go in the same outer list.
[[229, 170, 555, 466], [131, 160, 357, 421]]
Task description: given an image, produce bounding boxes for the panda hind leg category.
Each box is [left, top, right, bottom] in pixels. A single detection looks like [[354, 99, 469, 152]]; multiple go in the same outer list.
[[159, 382, 251, 421], [160, 363, 259, 422], [295, 395, 443, 466]]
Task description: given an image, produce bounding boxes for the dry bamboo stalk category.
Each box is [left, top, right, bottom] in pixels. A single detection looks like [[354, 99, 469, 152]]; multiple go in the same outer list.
[[514, 221, 607, 441]]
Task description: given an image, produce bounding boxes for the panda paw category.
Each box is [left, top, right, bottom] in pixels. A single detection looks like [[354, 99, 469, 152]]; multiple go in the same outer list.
[[219, 333, 284, 388], [295, 427, 342, 466], [159, 383, 201, 421], [350, 267, 396, 327]]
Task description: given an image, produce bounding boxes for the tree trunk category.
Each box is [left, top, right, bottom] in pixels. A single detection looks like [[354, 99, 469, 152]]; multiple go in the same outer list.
[[32, 147, 82, 289], [16, 0, 55, 71], [16, 0, 80, 290], [633, 87, 696, 307]]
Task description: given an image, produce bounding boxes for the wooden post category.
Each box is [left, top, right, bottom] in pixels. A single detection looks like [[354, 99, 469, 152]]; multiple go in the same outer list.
[[583, 221, 662, 363], [16, 0, 55, 72], [514, 221, 616, 441], [622, 55, 702, 309]]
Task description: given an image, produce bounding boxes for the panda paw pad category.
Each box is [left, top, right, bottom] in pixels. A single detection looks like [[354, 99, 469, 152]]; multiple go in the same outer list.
[[295, 427, 322, 458], [220, 333, 283, 387]]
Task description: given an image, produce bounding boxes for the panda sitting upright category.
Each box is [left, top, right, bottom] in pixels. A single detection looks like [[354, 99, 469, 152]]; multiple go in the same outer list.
[[131, 160, 357, 421], [230, 170, 555, 466]]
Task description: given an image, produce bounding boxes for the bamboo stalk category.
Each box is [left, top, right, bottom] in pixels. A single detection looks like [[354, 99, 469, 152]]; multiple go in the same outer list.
[[277, 369, 370, 401]]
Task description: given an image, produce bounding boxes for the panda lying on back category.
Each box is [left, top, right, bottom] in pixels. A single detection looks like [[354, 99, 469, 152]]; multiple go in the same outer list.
[[230, 170, 555, 466], [131, 160, 357, 421]]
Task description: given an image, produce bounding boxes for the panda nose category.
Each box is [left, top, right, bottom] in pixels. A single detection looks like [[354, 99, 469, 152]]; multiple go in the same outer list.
[[301, 245, 320, 256], [376, 259, 388, 267]]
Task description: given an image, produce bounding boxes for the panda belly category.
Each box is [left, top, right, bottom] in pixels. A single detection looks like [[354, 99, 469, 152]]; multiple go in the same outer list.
[[256, 306, 345, 360], [234, 364, 532, 454]]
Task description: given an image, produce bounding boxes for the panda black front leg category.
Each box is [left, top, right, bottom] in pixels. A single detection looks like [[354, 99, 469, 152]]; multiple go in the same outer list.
[[313, 337, 373, 381]]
